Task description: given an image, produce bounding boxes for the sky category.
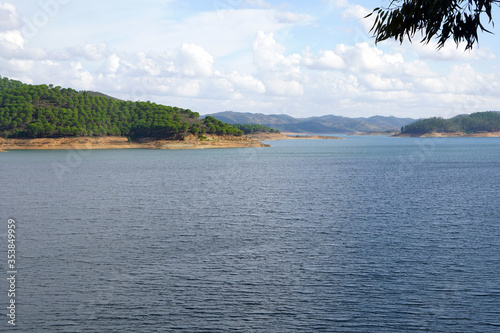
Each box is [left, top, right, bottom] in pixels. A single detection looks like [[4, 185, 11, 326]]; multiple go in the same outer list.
[[1, 0, 500, 118]]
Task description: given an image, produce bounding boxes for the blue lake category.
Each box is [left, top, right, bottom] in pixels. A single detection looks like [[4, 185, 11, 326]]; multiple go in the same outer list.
[[1, 135, 500, 332]]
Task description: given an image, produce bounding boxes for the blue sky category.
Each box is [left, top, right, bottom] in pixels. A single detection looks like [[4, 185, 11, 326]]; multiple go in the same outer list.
[[1, 0, 499, 118]]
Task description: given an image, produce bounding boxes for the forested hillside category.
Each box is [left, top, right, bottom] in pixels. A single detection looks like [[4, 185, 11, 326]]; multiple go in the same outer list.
[[233, 123, 280, 134], [0, 76, 243, 139], [401, 112, 500, 134]]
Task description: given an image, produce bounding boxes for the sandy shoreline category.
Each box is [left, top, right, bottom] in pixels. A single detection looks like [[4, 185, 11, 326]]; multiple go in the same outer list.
[[394, 131, 500, 138], [0, 135, 269, 151]]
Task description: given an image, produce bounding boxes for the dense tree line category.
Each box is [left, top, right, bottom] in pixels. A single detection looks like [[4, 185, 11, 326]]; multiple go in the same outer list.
[[0, 76, 243, 139], [203, 116, 244, 136], [401, 112, 500, 134], [232, 123, 280, 134]]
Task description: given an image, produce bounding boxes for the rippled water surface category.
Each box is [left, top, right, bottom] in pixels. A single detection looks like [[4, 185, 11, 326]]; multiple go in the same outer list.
[[1, 136, 500, 332]]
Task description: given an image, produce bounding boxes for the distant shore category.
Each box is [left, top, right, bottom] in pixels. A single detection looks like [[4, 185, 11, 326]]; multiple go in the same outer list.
[[0, 135, 269, 151], [349, 131, 398, 136], [394, 131, 500, 138], [248, 133, 344, 141]]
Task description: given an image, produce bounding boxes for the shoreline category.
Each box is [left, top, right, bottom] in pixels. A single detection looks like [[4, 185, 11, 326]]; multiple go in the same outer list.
[[0, 135, 269, 151], [394, 131, 500, 138], [248, 133, 344, 141], [349, 131, 398, 136]]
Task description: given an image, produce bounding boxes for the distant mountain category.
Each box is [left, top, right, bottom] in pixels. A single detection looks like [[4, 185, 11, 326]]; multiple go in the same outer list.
[[208, 112, 298, 126], [206, 111, 417, 133]]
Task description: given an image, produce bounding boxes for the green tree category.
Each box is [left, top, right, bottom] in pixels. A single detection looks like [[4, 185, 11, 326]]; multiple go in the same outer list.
[[0, 76, 245, 140], [368, 0, 499, 50]]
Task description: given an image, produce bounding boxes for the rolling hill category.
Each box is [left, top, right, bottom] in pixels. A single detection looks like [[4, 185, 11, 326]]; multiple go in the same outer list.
[[400, 111, 500, 134], [0, 76, 243, 139], [206, 111, 416, 133]]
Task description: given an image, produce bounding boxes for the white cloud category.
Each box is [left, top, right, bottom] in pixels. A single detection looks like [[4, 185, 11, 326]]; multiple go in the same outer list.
[[174, 80, 199, 97], [265, 77, 303, 96], [0, 2, 21, 30], [227, 71, 265, 93], [341, 4, 371, 24], [123, 9, 285, 59], [402, 60, 436, 78], [412, 77, 446, 93], [70, 62, 94, 90], [177, 43, 214, 77], [303, 48, 344, 70], [253, 31, 303, 96], [70, 43, 108, 61], [0, 58, 33, 73], [0, 29, 24, 51], [253, 31, 301, 74], [361, 74, 408, 91], [335, 42, 404, 73], [103, 54, 120, 74], [447, 64, 493, 95]]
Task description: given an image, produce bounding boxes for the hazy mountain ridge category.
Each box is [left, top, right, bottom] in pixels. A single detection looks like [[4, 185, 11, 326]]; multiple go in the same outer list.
[[207, 111, 417, 133]]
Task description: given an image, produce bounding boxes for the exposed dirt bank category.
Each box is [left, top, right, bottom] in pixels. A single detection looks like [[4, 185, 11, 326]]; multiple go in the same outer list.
[[0, 135, 269, 151]]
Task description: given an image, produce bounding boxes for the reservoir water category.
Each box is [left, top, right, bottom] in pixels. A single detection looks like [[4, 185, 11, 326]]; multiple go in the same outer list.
[[1, 135, 500, 332]]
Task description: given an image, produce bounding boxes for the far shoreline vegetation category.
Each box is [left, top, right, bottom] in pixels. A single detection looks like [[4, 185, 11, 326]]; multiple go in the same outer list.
[[399, 112, 500, 136], [0, 76, 278, 141], [232, 123, 280, 135]]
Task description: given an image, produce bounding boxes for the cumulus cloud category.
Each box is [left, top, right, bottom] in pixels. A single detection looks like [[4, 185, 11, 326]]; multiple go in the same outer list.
[[70, 62, 94, 90], [0, 30, 24, 51], [253, 31, 301, 74], [303, 48, 344, 70], [103, 54, 120, 74], [227, 71, 266, 93], [253, 31, 303, 96], [335, 42, 404, 73], [360, 74, 409, 91], [177, 43, 214, 77]]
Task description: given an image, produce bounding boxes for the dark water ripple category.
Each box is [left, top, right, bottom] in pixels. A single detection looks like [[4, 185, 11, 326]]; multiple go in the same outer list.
[[1, 136, 499, 332]]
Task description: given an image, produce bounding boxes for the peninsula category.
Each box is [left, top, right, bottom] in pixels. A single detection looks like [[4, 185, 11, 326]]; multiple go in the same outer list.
[[0, 76, 267, 150]]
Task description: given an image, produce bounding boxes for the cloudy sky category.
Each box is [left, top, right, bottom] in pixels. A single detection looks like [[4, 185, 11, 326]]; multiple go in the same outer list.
[[1, 0, 499, 118]]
